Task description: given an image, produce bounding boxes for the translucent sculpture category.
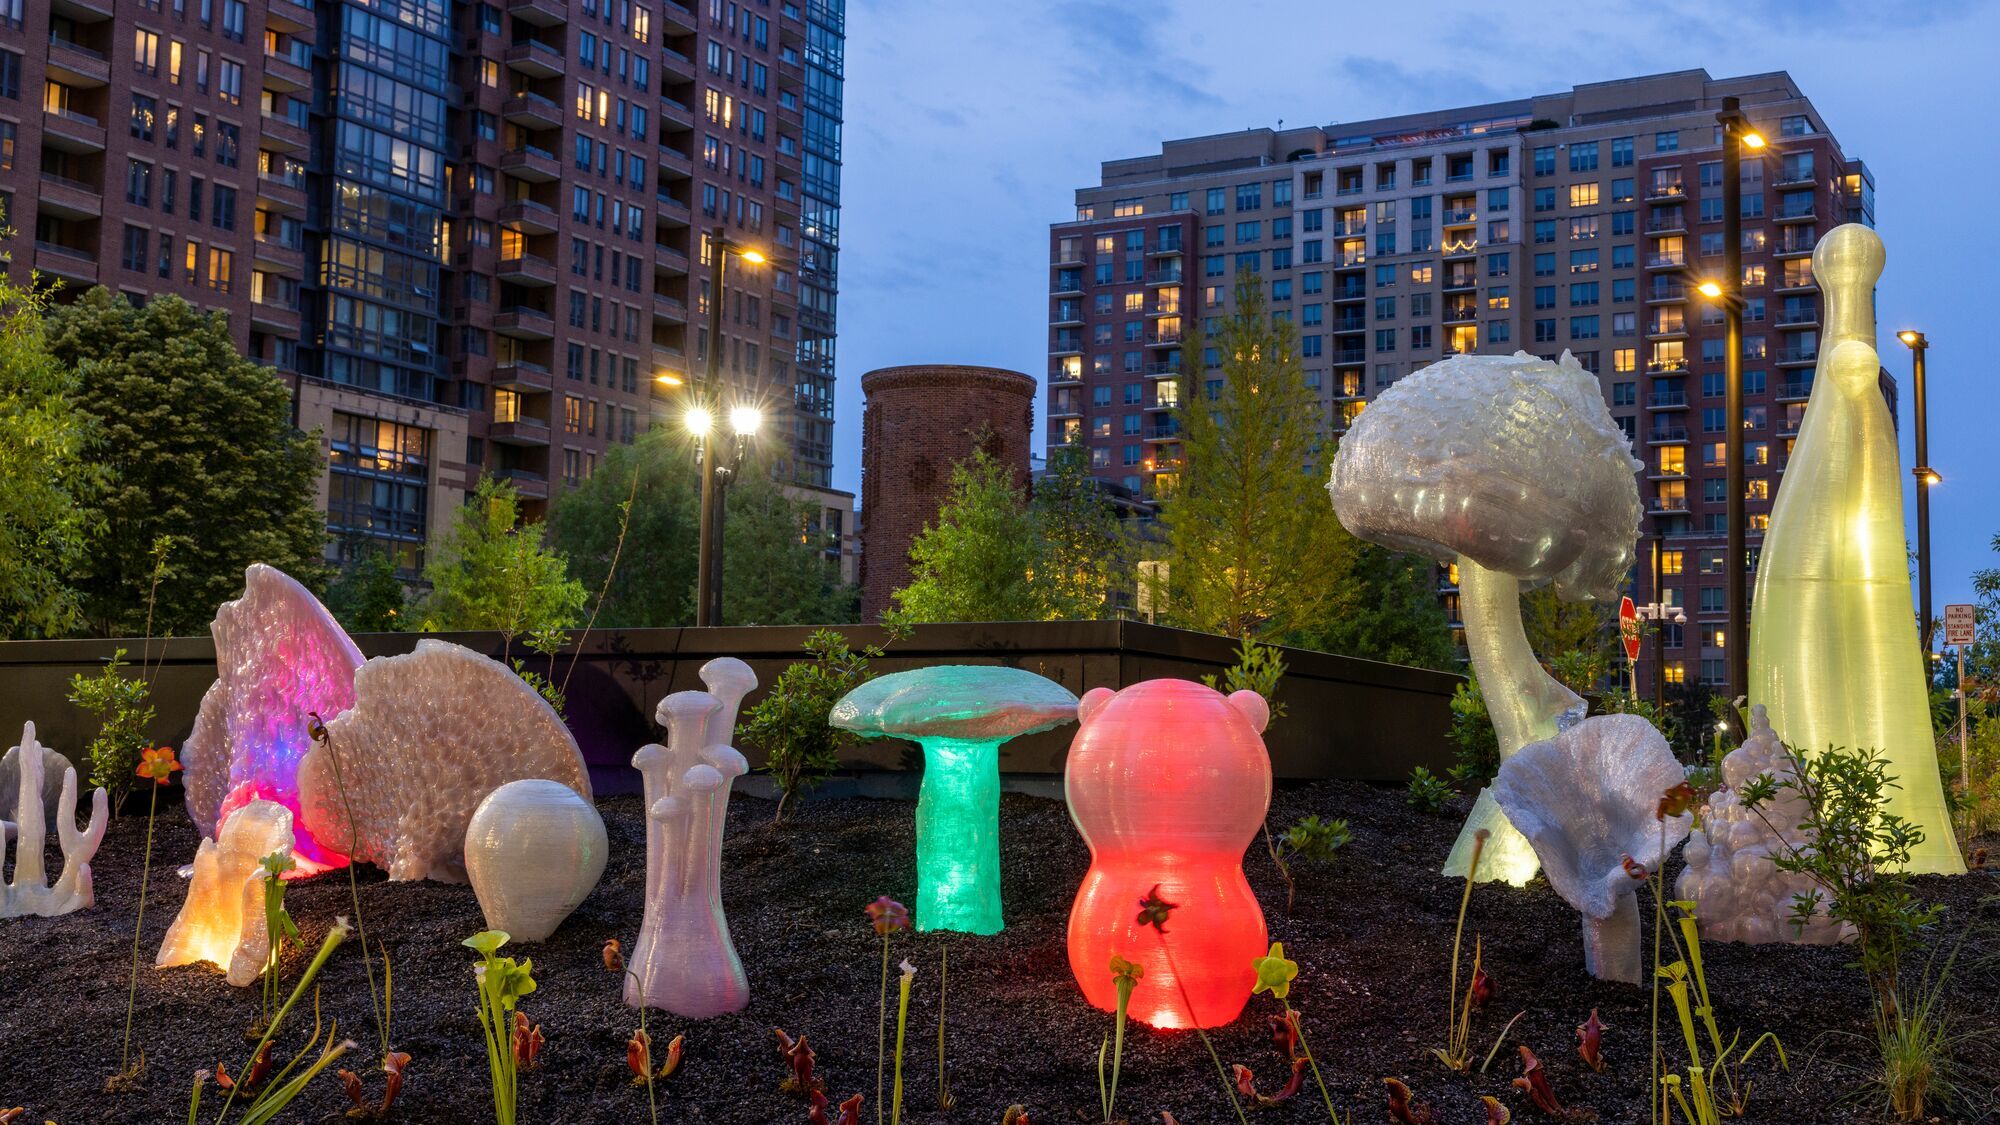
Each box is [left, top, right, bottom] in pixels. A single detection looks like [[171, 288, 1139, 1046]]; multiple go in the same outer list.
[[296, 639, 592, 883], [1676, 705, 1849, 945], [0, 738, 75, 841], [1748, 224, 1962, 874], [465, 779, 608, 943], [1064, 680, 1270, 1029], [832, 666, 1079, 934], [0, 722, 108, 919], [1490, 715, 1691, 983], [1328, 349, 1642, 885], [626, 657, 755, 1018], [156, 799, 296, 985], [184, 564, 363, 874]]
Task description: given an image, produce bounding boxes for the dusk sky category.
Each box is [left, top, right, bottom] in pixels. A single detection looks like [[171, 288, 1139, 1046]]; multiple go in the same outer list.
[[825, 0, 2000, 611]]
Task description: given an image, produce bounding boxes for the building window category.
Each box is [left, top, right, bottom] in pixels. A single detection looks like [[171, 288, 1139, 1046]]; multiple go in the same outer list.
[[1568, 142, 1597, 172], [327, 412, 431, 573]]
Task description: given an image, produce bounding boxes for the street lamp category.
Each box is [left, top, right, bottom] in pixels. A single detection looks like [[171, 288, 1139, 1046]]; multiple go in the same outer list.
[[1639, 537, 1688, 703], [693, 227, 770, 627], [1898, 330, 1938, 655], [686, 400, 762, 625], [1697, 95, 1766, 712]]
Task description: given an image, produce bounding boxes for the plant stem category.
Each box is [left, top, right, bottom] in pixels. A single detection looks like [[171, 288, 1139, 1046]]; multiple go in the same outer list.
[[115, 783, 159, 1079], [1651, 821, 1665, 1125], [892, 966, 912, 1125], [1158, 935, 1248, 1125], [936, 948, 950, 1111], [214, 920, 349, 1123], [1443, 830, 1486, 1066], [1285, 1000, 1338, 1120], [317, 718, 386, 1058], [876, 936, 889, 1125], [1107, 983, 1128, 1123], [562, 462, 643, 699]]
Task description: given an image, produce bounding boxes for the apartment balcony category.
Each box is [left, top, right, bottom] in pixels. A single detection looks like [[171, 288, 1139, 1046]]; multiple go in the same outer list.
[[252, 234, 304, 270], [1332, 316, 1367, 332], [1144, 425, 1181, 443], [652, 343, 690, 381], [493, 359, 554, 392], [1775, 205, 1817, 223], [1776, 308, 1818, 327], [1143, 362, 1181, 379], [661, 43, 697, 80], [1646, 253, 1687, 270], [1442, 238, 1479, 258], [777, 57, 804, 87], [1774, 274, 1818, 293], [1777, 346, 1818, 366], [1443, 207, 1477, 226], [1148, 242, 1183, 257], [500, 145, 561, 182], [1049, 339, 1083, 356], [505, 40, 565, 79], [1144, 269, 1182, 286], [494, 467, 550, 499], [1333, 348, 1367, 365], [652, 292, 688, 324], [250, 298, 301, 334], [1441, 273, 1477, 291], [45, 38, 110, 87], [262, 49, 311, 93], [1645, 216, 1687, 234], [1048, 369, 1083, 386], [1774, 233, 1816, 258], [1332, 383, 1366, 402], [1648, 391, 1689, 410], [1146, 328, 1182, 346], [489, 417, 552, 446], [32, 241, 99, 287], [658, 0, 698, 31], [1776, 379, 1813, 402], [1048, 402, 1081, 419], [256, 169, 307, 211], [1649, 496, 1690, 514], [1442, 305, 1478, 324], [1648, 283, 1687, 303], [653, 242, 690, 273], [497, 253, 557, 287], [507, 0, 566, 26], [1052, 278, 1084, 295], [1050, 308, 1083, 327], [41, 107, 107, 154], [653, 192, 691, 227], [1334, 286, 1366, 301], [1645, 183, 1687, 201], [1647, 466, 1688, 481], [1647, 425, 1690, 444], [1145, 304, 1181, 319], [657, 97, 695, 130], [266, 0, 316, 34], [1647, 322, 1687, 340], [1331, 222, 1364, 237], [1645, 360, 1689, 375], [499, 198, 559, 235], [51, 0, 114, 19], [259, 111, 309, 154], [657, 145, 694, 177], [36, 171, 101, 220], [495, 306, 556, 340], [502, 91, 563, 131], [1778, 417, 1803, 437]]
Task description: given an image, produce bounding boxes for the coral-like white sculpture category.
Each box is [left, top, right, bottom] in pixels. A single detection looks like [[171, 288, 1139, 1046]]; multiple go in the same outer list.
[[466, 779, 607, 943], [1676, 705, 1850, 945], [1491, 715, 1691, 983], [832, 666, 1079, 934], [1748, 225, 1962, 874], [1, 739, 76, 841], [1, 722, 108, 919], [156, 799, 296, 985], [296, 639, 592, 883], [1329, 350, 1642, 886], [183, 564, 363, 874], [626, 658, 754, 1018]]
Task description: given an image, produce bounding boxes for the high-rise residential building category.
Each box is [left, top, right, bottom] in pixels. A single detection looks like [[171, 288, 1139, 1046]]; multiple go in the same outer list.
[[1049, 69, 1875, 690], [2, 0, 850, 578]]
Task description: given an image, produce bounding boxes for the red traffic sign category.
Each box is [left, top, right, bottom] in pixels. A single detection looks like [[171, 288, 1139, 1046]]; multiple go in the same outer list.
[[1619, 596, 1640, 662]]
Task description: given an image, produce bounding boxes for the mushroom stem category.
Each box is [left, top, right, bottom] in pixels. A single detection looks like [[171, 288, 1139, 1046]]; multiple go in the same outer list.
[[1581, 892, 1643, 985], [1443, 557, 1586, 885], [912, 737, 1005, 935]]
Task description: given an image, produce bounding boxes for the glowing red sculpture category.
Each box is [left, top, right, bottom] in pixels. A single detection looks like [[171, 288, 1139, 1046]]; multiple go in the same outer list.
[[1063, 679, 1271, 1029]]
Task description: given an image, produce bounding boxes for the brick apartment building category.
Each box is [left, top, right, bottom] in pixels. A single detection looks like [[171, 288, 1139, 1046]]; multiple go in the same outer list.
[[1, 0, 853, 581], [1049, 69, 1879, 692]]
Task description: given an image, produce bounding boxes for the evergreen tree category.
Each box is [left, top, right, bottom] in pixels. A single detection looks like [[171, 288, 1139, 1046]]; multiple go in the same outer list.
[[885, 448, 1046, 624], [720, 460, 858, 625], [1522, 584, 1616, 667], [1156, 271, 1353, 642], [414, 475, 587, 636], [1304, 543, 1458, 670], [547, 428, 701, 627], [45, 289, 325, 635], [324, 542, 407, 633], [1031, 444, 1125, 620], [0, 269, 94, 637]]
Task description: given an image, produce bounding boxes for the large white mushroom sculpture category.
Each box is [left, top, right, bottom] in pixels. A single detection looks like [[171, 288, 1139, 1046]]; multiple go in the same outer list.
[[1328, 350, 1642, 884]]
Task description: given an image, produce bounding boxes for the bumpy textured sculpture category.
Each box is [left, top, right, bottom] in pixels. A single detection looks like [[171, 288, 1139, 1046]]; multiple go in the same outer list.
[[1064, 680, 1270, 1029], [156, 799, 296, 985], [0, 739, 76, 841], [832, 666, 1078, 934], [184, 564, 363, 874], [1, 722, 108, 919], [1676, 705, 1849, 945], [626, 658, 755, 1018], [296, 639, 592, 883], [1329, 350, 1642, 885], [1491, 715, 1691, 983], [466, 779, 607, 943], [1748, 224, 1962, 874]]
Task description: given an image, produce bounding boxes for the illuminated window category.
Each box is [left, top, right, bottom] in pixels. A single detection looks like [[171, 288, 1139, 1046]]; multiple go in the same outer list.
[[1613, 348, 1636, 374], [1568, 183, 1599, 208], [494, 388, 522, 423], [1112, 199, 1143, 217], [1664, 662, 1686, 685], [482, 59, 500, 88], [1746, 479, 1768, 500], [1660, 549, 1684, 576], [1749, 513, 1769, 531], [1409, 264, 1433, 284], [1123, 292, 1144, 312], [1657, 446, 1684, 475]]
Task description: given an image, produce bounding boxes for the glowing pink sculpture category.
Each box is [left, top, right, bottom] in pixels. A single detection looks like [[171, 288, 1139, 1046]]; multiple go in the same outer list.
[[184, 565, 361, 874], [626, 658, 754, 1018], [1064, 680, 1271, 1029]]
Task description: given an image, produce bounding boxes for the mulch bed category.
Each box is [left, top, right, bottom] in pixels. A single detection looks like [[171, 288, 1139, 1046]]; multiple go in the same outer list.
[[2, 779, 1996, 1124]]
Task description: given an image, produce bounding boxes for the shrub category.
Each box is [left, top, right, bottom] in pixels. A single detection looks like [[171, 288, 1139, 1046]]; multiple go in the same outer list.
[[1406, 767, 1454, 813], [68, 648, 154, 809], [737, 629, 882, 821], [1447, 677, 1500, 787], [1203, 635, 1289, 721]]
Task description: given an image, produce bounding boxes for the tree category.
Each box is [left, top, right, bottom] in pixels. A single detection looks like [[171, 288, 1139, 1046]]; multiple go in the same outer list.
[[413, 475, 586, 638], [1522, 584, 1616, 667], [547, 429, 701, 627], [720, 461, 859, 626], [0, 269, 94, 637], [44, 289, 325, 635], [1156, 271, 1353, 642], [324, 542, 407, 633], [885, 448, 1047, 624], [1031, 444, 1124, 620], [1302, 544, 1457, 670]]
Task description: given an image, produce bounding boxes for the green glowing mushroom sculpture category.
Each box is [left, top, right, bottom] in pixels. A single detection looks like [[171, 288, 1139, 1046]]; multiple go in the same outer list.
[[831, 666, 1078, 934]]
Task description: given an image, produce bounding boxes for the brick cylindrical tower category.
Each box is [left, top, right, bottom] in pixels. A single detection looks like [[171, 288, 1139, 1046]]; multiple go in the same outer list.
[[859, 365, 1036, 620]]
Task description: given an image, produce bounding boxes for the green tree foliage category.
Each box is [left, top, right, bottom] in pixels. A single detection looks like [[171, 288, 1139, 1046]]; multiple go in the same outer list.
[[720, 459, 859, 626], [1522, 585, 1615, 672], [44, 289, 325, 635], [67, 648, 155, 809], [1031, 445, 1125, 619], [1156, 271, 1353, 642], [735, 628, 881, 820], [1301, 544, 1457, 670], [885, 448, 1046, 625], [0, 270, 94, 637], [414, 476, 586, 637], [324, 542, 407, 633]]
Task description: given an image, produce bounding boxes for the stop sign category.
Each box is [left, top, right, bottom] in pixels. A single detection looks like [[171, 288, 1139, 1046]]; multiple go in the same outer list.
[[1619, 596, 1640, 662]]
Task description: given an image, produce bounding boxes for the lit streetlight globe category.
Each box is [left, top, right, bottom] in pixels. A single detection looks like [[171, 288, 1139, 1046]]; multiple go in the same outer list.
[[729, 405, 763, 436], [685, 406, 714, 437]]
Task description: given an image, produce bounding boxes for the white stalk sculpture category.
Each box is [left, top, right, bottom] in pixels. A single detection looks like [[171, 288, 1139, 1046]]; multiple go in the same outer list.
[[625, 658, 754, 1018], [1, 722, 109, 919]]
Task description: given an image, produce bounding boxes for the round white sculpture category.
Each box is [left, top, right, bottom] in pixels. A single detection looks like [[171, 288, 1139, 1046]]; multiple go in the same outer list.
[[1676, 704, 1849, 946], [465, 779, 607, 943]]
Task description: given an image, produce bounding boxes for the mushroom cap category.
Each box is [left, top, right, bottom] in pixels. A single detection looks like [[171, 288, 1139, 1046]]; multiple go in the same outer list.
[[1328, 350, 1642, 601], [1491, 714, 1690, 921], [830, 666, 1079, 742]]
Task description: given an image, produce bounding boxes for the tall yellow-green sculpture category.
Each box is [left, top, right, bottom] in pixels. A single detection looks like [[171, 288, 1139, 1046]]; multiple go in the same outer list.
[[1748, 223, 1962, 874]]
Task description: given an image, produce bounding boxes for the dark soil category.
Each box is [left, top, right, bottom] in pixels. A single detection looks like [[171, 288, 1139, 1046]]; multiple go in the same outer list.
[[2, 781, 1997, 1124]]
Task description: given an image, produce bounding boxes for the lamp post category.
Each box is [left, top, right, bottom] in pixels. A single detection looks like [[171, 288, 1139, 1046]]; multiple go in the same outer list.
[[694, 227, 767, 627], [1637, 537, 1687, 705], [1703, 96, 1764, 709], [1898, 330, 1939, 655], [684, 402, 762, 626]]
